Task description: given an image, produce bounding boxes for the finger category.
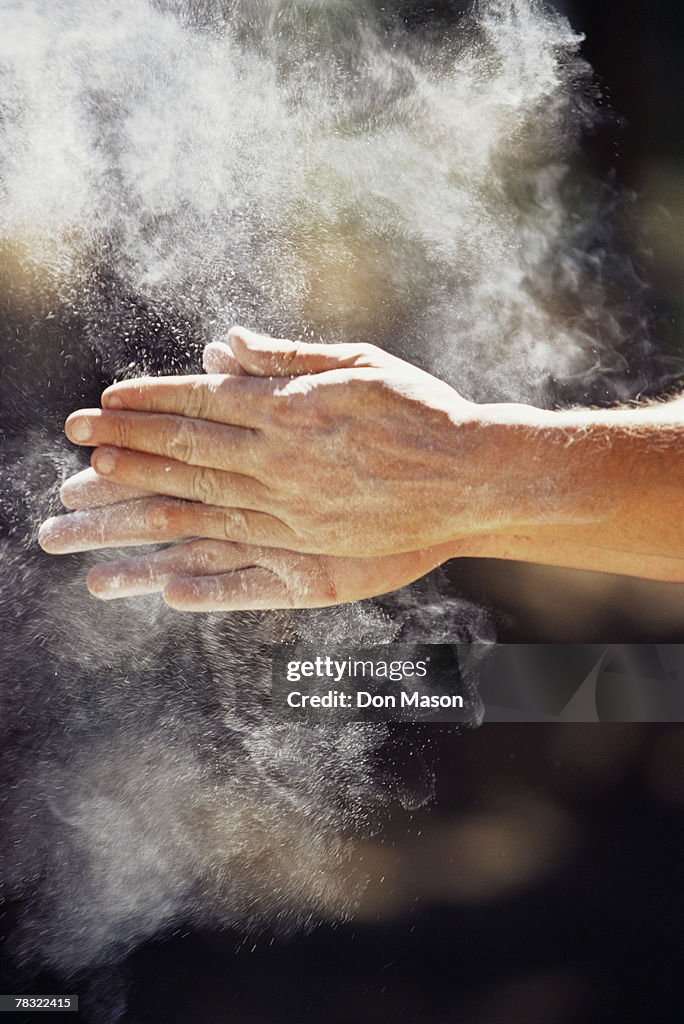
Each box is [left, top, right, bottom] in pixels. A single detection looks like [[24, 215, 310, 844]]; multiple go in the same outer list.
[[90, 446, 273, 511], [228, 325, 384, 376], [86, 539, 258, 598], [160, 546, 433, 610], [66, 409, 261, 474], [162, 568, 292, 610], [60, 467, 153, 510], [84, 537, 473, 608], [202, 340, 247, 375], [38, 498, 188, 554], [100, 373, 275, 427], [85, 534, 335, 610], [39, 497, 298, 554]]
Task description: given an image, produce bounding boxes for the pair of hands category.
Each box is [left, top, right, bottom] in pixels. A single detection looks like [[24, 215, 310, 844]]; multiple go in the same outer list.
[[42, 324, 683, 607], [40, 328, 506, 610]]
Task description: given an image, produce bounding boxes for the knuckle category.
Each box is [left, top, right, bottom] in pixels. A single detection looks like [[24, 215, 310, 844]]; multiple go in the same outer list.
[[192, 465, 220, 505], [354, 342, 381, 365], [145, 497, 172, 531], [265, 394, 287, 428], [269, 338, 300, 374], [220, 507, 249, 541], [169, 420, 199, 463], [283, 339, 301, 368], [189, 539, 228, 569], [268, 396, 301, 434], [115, 416, 133, 449], [317, 557, 338, 603], [274, 392, 330, 435], [192, 539, 223, 557], [188, 382, 209, 420]]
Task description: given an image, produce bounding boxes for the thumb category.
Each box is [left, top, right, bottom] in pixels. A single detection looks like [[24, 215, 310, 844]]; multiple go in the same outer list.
[[202, 340, 248, 375], [227, 325, 383, 377]]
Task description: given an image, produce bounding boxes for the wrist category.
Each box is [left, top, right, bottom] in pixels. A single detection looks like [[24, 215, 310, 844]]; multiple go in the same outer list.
[[439, 400, 578, 539], [451, 396, 682, 559], [442, 400, 618, 542]]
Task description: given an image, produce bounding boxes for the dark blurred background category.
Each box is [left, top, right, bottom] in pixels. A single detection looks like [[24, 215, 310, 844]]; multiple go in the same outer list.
[[124, 720, 684, 1024]]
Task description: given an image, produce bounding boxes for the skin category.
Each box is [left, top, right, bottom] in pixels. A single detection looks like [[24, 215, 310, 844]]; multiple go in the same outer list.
[[38, 327, 684, 610]]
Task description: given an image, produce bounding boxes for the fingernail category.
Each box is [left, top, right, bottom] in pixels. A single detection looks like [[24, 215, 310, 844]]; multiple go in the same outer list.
[[93, 448, 117, 475], [104, 394, 124, 409], [70, 417, 93, 442], [38, 517, 71, 554], [87, 566, 127, 599], [37, 518, 57, 550]]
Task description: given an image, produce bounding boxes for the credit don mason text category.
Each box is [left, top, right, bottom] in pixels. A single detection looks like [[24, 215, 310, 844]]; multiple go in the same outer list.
[[271, 649, 472, 722]]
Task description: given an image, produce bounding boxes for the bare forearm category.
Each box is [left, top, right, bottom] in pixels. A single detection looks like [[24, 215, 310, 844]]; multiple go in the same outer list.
[[446, 395, 684, 580]]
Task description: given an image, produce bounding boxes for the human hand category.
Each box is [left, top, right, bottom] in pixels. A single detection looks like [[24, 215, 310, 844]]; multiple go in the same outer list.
[[80, 527, 463, 610], [39, 327, 527, 560], [42, 336, 486, 608], [43, 327, 679, 599]]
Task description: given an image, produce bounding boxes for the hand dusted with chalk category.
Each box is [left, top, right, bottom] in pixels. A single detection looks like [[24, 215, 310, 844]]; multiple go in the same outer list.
[[43, 328, 520, 559], [39, 327, 684, 611]]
